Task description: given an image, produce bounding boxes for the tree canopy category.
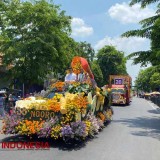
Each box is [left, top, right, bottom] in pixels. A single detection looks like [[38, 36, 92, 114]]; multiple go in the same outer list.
[[130, 0, 160, 8], [135, 66, 160, 91], [0, 0, 73, 86], [96, 46, 128, 85], [122, 0, 160, 93], [122, 16, 160, 67], [75, 41, 95, 63], [90, 60, 103, 86], [122, 0, 160, 67]]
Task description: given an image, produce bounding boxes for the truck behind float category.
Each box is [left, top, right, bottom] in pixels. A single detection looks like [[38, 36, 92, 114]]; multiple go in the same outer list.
[[109, 75, 132, 105]]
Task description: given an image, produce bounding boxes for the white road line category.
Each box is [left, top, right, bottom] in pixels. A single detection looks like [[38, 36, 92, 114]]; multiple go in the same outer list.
[[147, 101, 159, 110]]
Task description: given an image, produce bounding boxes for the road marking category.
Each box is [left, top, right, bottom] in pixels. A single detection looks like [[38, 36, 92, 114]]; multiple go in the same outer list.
[[147, 101, 160, 110], [148, 102, 156, 109]]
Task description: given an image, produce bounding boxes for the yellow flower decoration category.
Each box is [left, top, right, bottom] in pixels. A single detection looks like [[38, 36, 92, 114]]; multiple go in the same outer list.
[[51, 125, 62, 139]]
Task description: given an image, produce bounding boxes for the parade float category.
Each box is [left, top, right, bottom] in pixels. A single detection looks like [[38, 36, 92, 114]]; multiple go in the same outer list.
[[109, 75, 132, 105], [1, 56, 113, 142]]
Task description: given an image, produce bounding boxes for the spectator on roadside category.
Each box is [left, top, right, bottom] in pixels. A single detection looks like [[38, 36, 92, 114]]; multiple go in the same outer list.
[[40, 89, 46, 97], [12, 93, 18, 106], [17, 96, 21, 100], [8, 94, 13, 101], [25, 94, 29, 98], [30, 93, 34, 97], [0, 94, 5, 118], [8, 93, 15, 114]]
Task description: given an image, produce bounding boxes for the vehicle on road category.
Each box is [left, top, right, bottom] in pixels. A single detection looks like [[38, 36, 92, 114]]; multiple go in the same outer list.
[[2, 57, 113, 141], [109, 75, 132, 105]]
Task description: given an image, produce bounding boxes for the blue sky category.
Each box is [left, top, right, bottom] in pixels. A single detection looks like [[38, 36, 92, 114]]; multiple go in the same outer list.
[[54, 0, 156, 82]]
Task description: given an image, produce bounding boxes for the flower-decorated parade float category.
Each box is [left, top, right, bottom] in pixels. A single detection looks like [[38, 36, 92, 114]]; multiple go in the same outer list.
[[1, 56, 113, 142]]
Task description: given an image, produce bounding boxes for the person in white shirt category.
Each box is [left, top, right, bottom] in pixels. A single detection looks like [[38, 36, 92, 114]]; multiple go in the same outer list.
[[78, 69, 85, 82], [65, 68, 76, 83]]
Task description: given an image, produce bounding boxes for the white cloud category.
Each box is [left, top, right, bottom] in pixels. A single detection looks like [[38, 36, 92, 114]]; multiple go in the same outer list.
[[108, 2, 155, 24], [94, 36, 150, 83], [71, 18, 93, 37], [94, 36, 149, 55]]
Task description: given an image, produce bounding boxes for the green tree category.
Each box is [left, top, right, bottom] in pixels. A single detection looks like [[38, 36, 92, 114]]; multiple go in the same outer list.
[[122, 0, 160, 67], [135, 68, 153, 92], [135, 66, 160, 91], [97, 46, 127, 84], [90, 61, 103, 86], [75, 41, 95, 63], [150, 18, 160, 66], [150, 72, 160, 90], [0, 0, 72, 87], [123, 0, 160, 92], [130, 0, 159, 8], [122, 17, 160, 67]]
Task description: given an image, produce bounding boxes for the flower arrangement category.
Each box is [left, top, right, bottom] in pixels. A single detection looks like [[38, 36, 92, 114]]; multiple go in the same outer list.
[[50, 125, 62, 139], [84, 120, 91, 136], [15, 98, 46, 109], [67, 82, 93, 94], [51, 81, 65, 92], [65, 93, 78, 107], [1, 87, 112, 140], [1, 93, 113, 140], [38, 118, 58, 138], [97, 112, 105, 122], [71, 121, 87, 139], [1, 109, 112, 140], [47, 99, 61, 112], [71, 56, 82, 74], [97, 118, 104, 129], [53, 93, 63, 101], [1, 56, 113, 142], [75, 94, 88, 110], [1, 111, 22, 134], [104, 109, 113, 121], [28, 101, 48, 110], [15, 120, 44, 136], [61, 125, 74, 139], [86, 113, 100, 136]]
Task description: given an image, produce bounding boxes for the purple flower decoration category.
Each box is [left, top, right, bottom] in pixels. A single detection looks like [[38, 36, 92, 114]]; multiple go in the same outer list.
[[86, 113, 100, 135], [2, 110, 23, 134], [71, 121, 87, 138], [61, 125, 73, 137], [38, 117, 58, 138]]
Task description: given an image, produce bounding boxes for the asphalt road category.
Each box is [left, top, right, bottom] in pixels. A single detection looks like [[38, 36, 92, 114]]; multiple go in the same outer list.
[[0, 97, 160, 160]]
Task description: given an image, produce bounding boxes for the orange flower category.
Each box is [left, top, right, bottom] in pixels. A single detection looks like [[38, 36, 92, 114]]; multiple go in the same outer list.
[[51, 81, 65, 91], [75, 95, 88, 109], [71, 56, 82, 74], [47, 99, 61, 112], [98, 112, 105, 122], [16, 120, 44, 136]]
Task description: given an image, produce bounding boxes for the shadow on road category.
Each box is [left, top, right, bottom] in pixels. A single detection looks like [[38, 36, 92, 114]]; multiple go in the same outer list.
[[111, 104, 127, 107], [148, 109, 160, 114], [114, 116, 160, 140]]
